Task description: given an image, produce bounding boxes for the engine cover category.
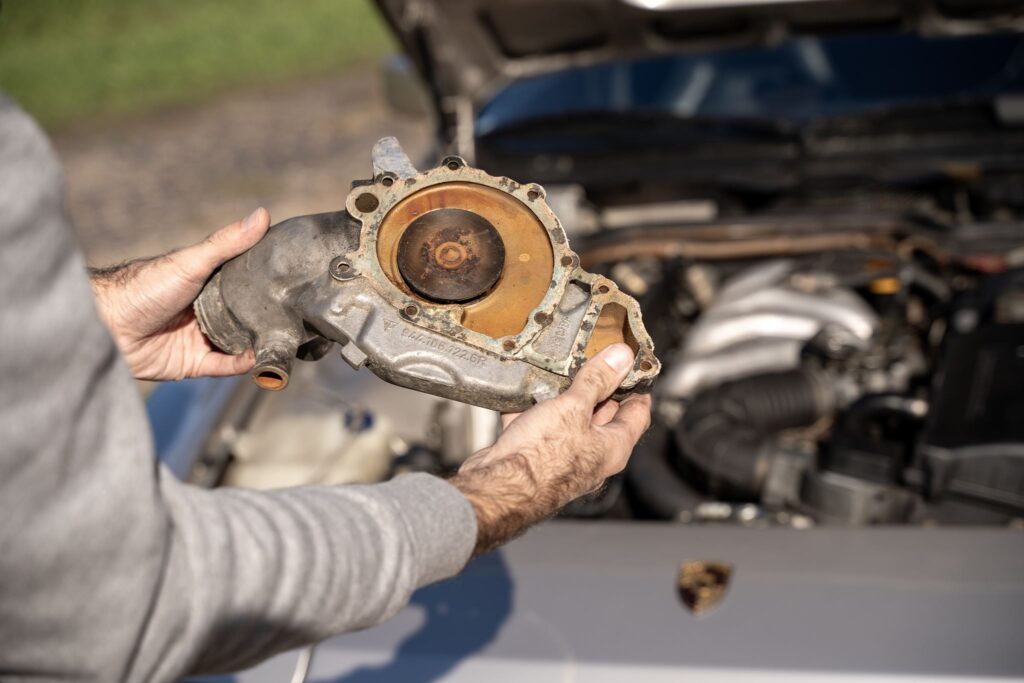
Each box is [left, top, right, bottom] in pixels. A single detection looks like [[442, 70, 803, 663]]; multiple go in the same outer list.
[[194, 138, 659, 412]]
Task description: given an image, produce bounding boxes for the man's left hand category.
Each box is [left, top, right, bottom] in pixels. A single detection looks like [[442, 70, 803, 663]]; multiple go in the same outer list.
[[90, 207, 270, 381]]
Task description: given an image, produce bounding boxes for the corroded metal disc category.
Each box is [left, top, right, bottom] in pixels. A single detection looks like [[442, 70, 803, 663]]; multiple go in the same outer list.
[[397, 208, 506, 303], [377, 182, 555, 338]]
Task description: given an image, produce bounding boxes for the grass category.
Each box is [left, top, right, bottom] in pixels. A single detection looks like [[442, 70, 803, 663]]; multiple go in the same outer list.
[[0, 0, 394, 128]]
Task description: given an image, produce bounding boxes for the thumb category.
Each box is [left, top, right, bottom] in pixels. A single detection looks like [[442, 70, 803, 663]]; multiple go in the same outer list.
[[183, 207, 271, 277], [563, 343, 635, 409]]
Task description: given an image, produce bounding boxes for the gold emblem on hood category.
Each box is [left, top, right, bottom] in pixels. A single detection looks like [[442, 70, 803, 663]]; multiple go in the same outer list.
[[677, 560, 733, 616]]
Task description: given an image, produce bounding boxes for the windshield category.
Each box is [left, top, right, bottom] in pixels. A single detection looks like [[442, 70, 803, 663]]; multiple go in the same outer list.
[[477, 31, 1024, 136]]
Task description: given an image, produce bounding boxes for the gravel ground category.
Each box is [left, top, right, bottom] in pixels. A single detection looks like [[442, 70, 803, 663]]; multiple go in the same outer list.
[[52, 68, 431, 266]]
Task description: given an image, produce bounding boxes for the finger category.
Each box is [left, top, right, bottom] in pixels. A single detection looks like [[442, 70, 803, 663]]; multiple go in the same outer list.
[[197, 349, 256, 378], [563, 343, 635, 410], [594, 394, 652, 477], [180, 207, 271, 277], [500, 412, 522, 430], [591, 399, 620, 426], [600, 393, 652, 451]]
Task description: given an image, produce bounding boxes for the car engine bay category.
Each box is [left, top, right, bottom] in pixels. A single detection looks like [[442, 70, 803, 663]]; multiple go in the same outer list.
[[618, 242, 1024, 526], [578, 178, 1024, 526]]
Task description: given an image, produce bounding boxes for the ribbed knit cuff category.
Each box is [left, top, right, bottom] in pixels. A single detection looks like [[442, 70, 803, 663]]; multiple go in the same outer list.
[[379, 472, 477, 587]]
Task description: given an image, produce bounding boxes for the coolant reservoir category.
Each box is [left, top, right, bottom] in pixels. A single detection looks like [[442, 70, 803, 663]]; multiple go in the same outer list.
[[226, 408, 393, 489]]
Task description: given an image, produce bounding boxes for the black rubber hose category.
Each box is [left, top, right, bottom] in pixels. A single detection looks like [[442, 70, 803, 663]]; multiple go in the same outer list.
[[676, 368, 834, 496], [626, 420, 704, 520]]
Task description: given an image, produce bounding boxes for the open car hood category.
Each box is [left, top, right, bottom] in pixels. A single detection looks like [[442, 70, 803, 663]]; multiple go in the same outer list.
[[376, 0, 1024, 114]]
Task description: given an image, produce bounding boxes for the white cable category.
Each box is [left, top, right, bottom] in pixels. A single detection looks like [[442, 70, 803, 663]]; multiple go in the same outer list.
[[288, 644, 316, 683]]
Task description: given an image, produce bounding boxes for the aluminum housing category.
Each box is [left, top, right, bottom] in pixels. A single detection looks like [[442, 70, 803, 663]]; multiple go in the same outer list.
[[195, 138, 659, 412]]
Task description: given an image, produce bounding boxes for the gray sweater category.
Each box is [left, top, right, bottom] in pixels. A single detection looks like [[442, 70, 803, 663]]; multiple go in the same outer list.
[[0, 97, 477, 682]]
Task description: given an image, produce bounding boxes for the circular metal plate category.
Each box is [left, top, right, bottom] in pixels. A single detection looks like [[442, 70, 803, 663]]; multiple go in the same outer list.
[[396, 208, 506, 303], [376, 183, 555, 338]]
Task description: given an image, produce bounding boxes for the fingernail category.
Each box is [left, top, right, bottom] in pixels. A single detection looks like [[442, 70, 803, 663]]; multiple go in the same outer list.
[[600, 343, 634, 373], [242, 207, 264, 233]]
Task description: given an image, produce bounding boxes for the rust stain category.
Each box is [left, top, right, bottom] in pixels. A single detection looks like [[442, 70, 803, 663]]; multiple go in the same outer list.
[[377, 182, 554, 338], [395, 208, 505, 303], [583, 302, 634, 359]]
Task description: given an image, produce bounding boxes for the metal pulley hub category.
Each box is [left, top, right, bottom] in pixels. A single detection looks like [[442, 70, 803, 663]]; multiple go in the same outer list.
[[396, 208, 505, 303]]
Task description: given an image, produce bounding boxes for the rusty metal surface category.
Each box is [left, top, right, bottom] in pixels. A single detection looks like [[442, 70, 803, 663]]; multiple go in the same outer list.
[[396, 208, 506, 303], [348, 142, 661, 385], [376, 182, 556, 339]]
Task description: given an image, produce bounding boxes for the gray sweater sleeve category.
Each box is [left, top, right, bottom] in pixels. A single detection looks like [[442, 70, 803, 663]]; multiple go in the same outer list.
[[0, 97, 477, 682]]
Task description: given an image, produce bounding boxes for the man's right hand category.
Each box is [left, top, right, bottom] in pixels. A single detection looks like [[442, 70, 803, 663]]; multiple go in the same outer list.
[[450, 343, 652, 555]]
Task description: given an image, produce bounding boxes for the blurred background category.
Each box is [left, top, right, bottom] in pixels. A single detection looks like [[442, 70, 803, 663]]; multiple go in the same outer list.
[[0, 0, 429, 265]]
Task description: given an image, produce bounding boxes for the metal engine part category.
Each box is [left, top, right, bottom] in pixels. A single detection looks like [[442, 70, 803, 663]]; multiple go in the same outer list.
[[651, 258, 935, 524], [662, 259, 879, 399], [194, 137, 660, 412]]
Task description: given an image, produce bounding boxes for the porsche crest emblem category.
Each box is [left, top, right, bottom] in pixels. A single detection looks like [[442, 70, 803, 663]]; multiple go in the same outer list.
[[677, 560, 733, 616]]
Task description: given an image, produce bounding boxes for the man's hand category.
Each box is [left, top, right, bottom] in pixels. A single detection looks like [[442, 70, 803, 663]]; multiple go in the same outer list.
[[450, 343, 652, 555], [90, 208, 271, 381]]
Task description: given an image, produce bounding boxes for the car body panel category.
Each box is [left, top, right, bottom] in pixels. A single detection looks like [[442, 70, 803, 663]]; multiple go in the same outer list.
[[148, 376, 241, 480], [184, 521, 1024, 681], [375, 0, 1024, 117]]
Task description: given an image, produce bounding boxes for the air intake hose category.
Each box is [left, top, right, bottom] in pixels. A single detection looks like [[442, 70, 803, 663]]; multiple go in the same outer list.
[[626, 420, 704, 520], [676, 368, 834, 496]]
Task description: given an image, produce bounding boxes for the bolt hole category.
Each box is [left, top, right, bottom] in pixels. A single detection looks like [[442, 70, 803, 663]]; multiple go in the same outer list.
[[527, 189, 540, 200], [336, 262, 350, 272], [640, 360, 654, 371], [560, 255, 575, 267], [381, 176, 394, 187], [503, 339, 516, 351], [354, 192, 379, 213], [404, 304, 419, 317], [442, 156, 464, 171], [598, 284, 610, 294]]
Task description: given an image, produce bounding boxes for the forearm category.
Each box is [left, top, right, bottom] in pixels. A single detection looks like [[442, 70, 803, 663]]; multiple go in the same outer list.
[[450, 455, 544, 556], [158, 473, 476, 677], [449, 446, 595, 556]]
